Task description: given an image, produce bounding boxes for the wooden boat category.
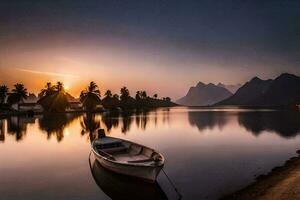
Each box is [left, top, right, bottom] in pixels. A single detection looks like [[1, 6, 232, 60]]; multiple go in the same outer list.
[[91, 135, 165, 182], [89, 158, 168, 200]]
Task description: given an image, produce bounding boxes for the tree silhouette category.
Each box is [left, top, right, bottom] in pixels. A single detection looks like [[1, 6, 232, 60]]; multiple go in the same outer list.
[[39, 82, 55, 98], [120, 87, 130, 101], [141, 91, 147, 99], [80, 113, 100, 142], [104, 90, 112, 98], [38, 82, 69, 112], [102, 90, 120, 109], [7, 83, 28, 105], [80, 81, 101, 111], [0, 85, 9, 104], [135, 91, 141, 101], [55, 81, 64, 92]]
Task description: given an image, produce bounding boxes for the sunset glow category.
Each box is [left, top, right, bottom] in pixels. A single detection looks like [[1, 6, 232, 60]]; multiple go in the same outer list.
[[1, 1, 299, 99]]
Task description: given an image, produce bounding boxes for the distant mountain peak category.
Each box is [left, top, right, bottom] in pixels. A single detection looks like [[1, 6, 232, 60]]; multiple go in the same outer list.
[[217, 73, 300, 107], [196, 82, 206, 87], [177, 81, 232, 106], [217, 82, 242, 94], [207, 83, 216, 87], [250, 76, 262, 82], [277, 73, 298, 79]]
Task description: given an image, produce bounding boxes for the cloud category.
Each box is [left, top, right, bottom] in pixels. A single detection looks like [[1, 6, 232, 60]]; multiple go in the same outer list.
[[16, 68, 79, 78]]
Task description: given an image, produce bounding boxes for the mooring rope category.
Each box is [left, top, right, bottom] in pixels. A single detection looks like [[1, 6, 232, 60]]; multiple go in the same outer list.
[[162, 168, 182, 199]]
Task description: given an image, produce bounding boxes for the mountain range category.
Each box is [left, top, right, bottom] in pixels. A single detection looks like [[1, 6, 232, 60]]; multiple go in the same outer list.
[[217, 73, 300, 107], [217, 83, 242, 93], [176, 82, 232, 106]]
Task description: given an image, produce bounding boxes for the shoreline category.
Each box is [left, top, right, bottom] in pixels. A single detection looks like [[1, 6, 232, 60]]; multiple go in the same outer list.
[[221, 151, 300, 200], [0, 105, 177, 118]]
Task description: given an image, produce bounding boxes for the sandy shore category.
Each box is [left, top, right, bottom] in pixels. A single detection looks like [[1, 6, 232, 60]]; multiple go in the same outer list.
[[222, 151, 300, 200]]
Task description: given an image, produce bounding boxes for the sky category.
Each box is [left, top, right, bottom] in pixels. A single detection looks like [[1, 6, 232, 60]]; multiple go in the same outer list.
[[0, 0, 299, 99]]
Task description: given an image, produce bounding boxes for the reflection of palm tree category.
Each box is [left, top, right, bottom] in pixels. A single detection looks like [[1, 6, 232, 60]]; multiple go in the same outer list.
[[141, 111, 149, 130], [7, 83, 28, 105], [80, 113, 100, 142], [0, 85, 9, 105], [121, 111, 133, 133], [135, 110, 149, 130], [101, 112, 119, 132], [39, 113, 80, 142], [80, 81, 101, 111], [0, 120, 5, 142], [6, 116, 33, 141]]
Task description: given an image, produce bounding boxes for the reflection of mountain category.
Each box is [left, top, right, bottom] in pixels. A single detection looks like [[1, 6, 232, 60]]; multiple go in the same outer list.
[[7, 116, 35, 141], [38, 113, 80, 142], [238, 111, 300, 138], [188, 111, 229, 131], [89, 160, 168, 200]]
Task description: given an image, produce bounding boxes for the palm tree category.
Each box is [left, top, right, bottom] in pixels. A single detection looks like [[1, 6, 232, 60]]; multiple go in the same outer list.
[[120, 87, 130, 101], [102, 90, 120, 109], [153, 94, 158, 99], [0, 85, 9, 104], [141, 91, 147, 99], [104, 90, 112, 98], [80, 81, 101, 111], [38, 82, 55, 98], [135, 91, 141, 101], [7, 83, 28, 105], [38, 82, 69, 112], [55, 81, 64, 92]]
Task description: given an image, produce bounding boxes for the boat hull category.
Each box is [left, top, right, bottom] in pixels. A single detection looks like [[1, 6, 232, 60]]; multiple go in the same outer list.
[[93, 152, 163, 182]]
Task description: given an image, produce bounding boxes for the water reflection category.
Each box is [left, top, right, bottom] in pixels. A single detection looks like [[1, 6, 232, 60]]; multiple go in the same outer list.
[[0, 109, 299, 143], [89, 158, 168, 200], [188, 111, 229, 131], [38, 113, 81, 142], [187, 110, 300, 138], [135, 110, 150, 130], [7, 116, 35, 141], [101, 112, 119, 133], [81, 113, 101, 142], [0, 119, 5, 142], [238, 111, 300, 138]]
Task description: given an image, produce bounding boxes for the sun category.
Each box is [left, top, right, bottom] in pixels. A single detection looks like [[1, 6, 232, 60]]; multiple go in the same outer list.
[[65, 85, 70, 90]]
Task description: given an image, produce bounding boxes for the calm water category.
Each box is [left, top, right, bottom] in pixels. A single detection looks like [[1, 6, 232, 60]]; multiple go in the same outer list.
[[1, 107, 300, 200]]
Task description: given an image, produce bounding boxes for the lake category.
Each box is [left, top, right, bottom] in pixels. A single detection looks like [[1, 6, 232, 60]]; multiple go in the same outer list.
[[0, 107, 300, 200]]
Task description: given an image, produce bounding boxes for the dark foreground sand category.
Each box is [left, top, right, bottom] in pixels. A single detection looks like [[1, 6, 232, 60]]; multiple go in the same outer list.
[[222, 152, 300, 200]]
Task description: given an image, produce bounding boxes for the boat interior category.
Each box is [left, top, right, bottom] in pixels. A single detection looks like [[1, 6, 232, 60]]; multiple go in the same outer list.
[[94, 138, 163, 164]]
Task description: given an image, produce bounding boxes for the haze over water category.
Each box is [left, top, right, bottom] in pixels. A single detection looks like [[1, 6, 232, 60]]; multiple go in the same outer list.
[[0, 107, 300, 199]]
